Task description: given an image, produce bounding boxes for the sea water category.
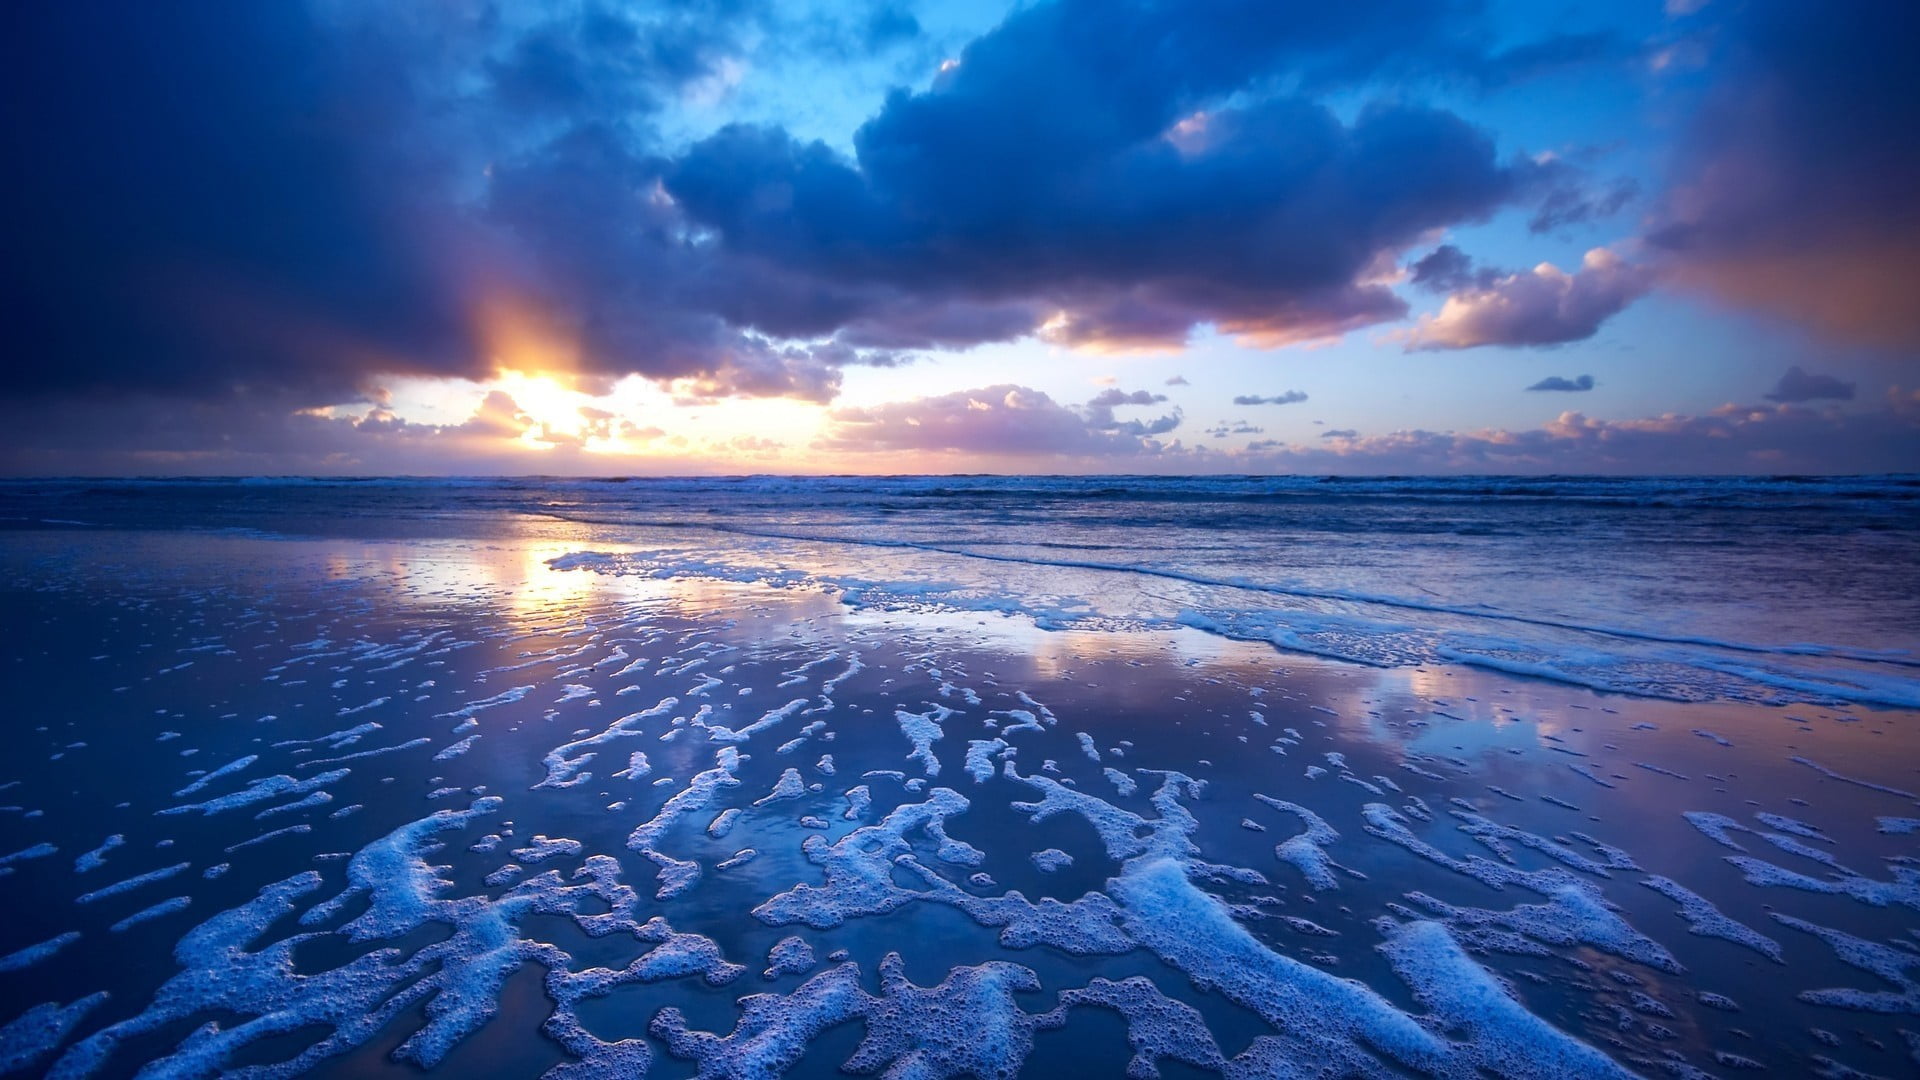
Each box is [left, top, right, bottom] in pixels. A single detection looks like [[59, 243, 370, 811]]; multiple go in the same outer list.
[[0, 476, 1915, 1078]]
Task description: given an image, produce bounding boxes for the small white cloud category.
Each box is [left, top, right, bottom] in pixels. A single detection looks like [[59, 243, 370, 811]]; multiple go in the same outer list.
[[1409, 248, 1653, 350]]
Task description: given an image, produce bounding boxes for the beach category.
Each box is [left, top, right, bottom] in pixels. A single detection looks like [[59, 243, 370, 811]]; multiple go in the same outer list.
[[1, 477, 1917, 1078]]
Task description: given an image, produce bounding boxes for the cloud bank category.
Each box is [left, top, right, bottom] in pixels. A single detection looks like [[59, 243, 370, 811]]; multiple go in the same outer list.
[[816, 385, 1173, 458], [4, 383, 1914, 476]]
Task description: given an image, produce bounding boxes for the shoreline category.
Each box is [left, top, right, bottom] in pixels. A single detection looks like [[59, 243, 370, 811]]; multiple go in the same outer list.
[[1, 522, 1916, 1077]]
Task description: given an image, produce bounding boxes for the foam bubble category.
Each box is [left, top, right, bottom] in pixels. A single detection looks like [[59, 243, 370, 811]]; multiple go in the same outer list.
[[109, 896, 192, 933], [0, 843, 58, 866], [1641, 875, 1783, 963], [0, 931, 81, 974], [159, 770, 347, 817], [764, 936, 816, 979], [1, 994, 109, 1076], [72, 835, 124, 874], [628, 749, 742, 850], [75, 862, 191, 904], [965, 739, 1009, 783], [1056, 975, 1227, 1078], [1378, 919, 1636, 1078], [895, 707, 950, 777], [172, 754, 258, 797], [1031, 848, 1072, 872], [753, 768, 808, 807], [1254, 795, 1341, 890], [511, 835, 584, 864]]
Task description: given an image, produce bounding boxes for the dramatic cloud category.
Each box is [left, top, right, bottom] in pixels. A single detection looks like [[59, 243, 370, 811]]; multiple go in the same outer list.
[[664, 0, 1550, 354], [1233, 392, 1310, 406], [5, 0, 1911, 476], [817, 384, 1171, 458], [1527, 374, 1595, 392], [1764, 366, 1855, 403], [1409, 248, 1654, 350], [3, 5, 482, 400], [0, 3, 916, 409], [1, 0, 1619, 435], [1648, 0, 1920, 346]]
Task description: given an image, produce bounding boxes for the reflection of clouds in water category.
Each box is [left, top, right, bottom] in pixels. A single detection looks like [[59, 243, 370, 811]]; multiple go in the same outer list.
[[509, 541, 608, 614], [3, 522, 1918, 1078], [549, 534, 1920, 709], [322, 537, 667, 617]]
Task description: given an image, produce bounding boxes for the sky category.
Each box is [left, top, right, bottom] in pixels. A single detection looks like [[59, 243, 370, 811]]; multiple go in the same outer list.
[[2, 0, 1916, 476]]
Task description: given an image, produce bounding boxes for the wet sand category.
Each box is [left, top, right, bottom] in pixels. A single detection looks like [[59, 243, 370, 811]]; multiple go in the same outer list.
[[1, 527, 1917, 1078]]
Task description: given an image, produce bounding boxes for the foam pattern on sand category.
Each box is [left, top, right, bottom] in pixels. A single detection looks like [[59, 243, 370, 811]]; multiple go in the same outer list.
[[3, 524, 1917, 1080]]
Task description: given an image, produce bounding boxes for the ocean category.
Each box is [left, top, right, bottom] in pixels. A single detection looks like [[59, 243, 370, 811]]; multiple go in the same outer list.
[[1, 475, 1916, 1077]]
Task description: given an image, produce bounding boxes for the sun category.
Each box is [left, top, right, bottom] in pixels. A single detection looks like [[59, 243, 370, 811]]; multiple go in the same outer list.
[[471, 294, 612, 449], [494, 369, 593, 447]]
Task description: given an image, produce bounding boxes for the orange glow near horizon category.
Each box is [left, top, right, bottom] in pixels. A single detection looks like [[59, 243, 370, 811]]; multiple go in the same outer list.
[[470, 295, 647, 452], [475, 295, 585, 386], [492, 370, 594, 449], [372, 367, 835, 466], [365, 296, 1143, 471]]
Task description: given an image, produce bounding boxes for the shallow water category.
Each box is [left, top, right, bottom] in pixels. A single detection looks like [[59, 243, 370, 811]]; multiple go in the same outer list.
[[1, 479, 1917, 1078], [8, 475, 1919, 706]]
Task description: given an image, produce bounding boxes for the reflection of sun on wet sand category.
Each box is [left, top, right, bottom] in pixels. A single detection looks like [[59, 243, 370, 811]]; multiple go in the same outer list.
[[0, 478, 1916, 1078]]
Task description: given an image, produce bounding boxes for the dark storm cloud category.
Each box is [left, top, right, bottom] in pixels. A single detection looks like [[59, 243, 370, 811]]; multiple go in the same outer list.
[[1648, 0, 1920, 347], [668, 97, 1519, 350], [1763, 366, 1855, 404], [663, 0, 1559, 352], [1527, 375, 1595, 392], [828, 296, 1043, 351], [1, 0, 868, 407], [5, 0, 1573, 421], [1, 3, 480, 399], [483, 4, 742, 122]]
